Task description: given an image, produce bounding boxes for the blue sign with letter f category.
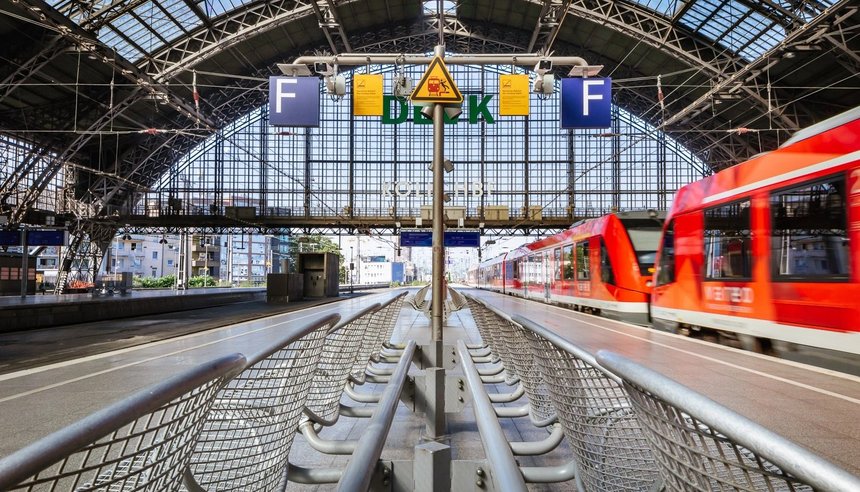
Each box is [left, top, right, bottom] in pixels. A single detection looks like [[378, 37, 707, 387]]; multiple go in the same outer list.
[[560, 77, 612, 129], [269, 77, 321, 127]]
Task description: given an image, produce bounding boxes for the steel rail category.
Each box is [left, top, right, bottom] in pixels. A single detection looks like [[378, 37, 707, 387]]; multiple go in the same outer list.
[[336, 341, 417, 492], [457, 340, 528, 492]]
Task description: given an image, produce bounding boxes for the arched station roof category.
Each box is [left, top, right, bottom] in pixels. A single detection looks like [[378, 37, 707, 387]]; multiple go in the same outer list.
[[0, 0, 857, 221]]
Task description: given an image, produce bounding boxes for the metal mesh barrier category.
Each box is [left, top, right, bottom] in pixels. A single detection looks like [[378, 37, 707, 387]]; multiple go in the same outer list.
[[0, 354, 246, 492], [371, 293, 407, 362], [525, 330, 659, 491], [465, 297, 515, 382], [186, 315, 337, 491], [625, 388, 811, 492], [304, 304, 380, 426], [501, 321, 557, 427], [597, 351, 860, 492], [350, 297, 402, 385], [448, 287, 468, 310]]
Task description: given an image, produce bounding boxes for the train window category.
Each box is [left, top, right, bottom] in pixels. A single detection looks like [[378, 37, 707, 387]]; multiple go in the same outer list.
[[600, 239, 615, 285], [563, 245, 574, 280], [553, 248, 562, 280], [770, 175, 849, 281], [704, 200, 752, 280], [512, 259, 520, 280], [576, 242, 590, 280], [655, 221, 675, 285], [626, 228, 662, 273], [528, 255, 537, 286]]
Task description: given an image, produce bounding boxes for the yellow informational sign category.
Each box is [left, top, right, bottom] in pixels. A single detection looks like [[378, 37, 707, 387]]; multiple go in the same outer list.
[[353, 74, 384, 116], [410, 56, 463, 104], [499, 74, 530, 116]]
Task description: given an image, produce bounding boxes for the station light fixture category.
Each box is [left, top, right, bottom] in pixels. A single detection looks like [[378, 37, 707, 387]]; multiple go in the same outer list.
[[393, 73, 413, 98], [443, 105, 462, 119], [568, 65, 604, 77], [312, 62, 345, 99], [532, 58, 555, 95], [428, 158, 455, 173]]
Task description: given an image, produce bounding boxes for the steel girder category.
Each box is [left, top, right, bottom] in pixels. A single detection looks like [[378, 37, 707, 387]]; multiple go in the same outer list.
[[660, 0, 856, 129], [535, 0, 799, 130], [7, 87, 145, 224], [140, 0, 365, 82], [54, 220, 117, 293], [0, 35, 69, 106], [17, 0, 214, 128]]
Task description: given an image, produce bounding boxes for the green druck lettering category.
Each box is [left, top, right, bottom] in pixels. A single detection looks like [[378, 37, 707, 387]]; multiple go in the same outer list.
[[382, 95, 408, 124], [469, 95, 495, 124]]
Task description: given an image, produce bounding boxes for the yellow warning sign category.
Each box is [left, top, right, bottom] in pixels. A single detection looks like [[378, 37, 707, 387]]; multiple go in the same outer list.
[[499, 74, 530, 116], [353, 74, 384, 116], [410, 56, 463, 104]]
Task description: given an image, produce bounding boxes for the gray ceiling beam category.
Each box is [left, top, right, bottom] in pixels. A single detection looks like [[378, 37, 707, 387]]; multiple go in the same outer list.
[[141, 0, 324, 82], [310, 0, 342, 53], [17, 0, 216, 129], [661, 0, 854, 129], [0, 35, 68, 105]]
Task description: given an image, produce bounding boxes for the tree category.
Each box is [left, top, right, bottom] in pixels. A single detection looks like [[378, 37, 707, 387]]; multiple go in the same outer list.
[[287, 235, 345, 273]]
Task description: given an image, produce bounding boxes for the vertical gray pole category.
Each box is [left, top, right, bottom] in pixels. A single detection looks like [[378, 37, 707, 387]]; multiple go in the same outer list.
[[427, 43, 447, 439], [20, 226, 28, 299], [431, 43, 445, 346]]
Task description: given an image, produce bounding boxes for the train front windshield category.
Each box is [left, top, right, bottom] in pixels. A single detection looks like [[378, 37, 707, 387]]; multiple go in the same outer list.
[[626, 228, 663, 274]]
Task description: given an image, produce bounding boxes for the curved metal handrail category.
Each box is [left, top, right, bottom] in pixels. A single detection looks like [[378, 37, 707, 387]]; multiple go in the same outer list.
[[0, 353, 247, 490]]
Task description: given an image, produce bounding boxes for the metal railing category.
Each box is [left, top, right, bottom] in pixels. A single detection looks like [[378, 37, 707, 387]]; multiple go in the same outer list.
[[597, 350, 860, 492], [337, 340, 418, 492], [184, 314, 340, 491], [470, 298, 556, 427], [0, 354, 247, 491], [0, 293, 419, 491], [461, 292, 860, 492], [457, 339, 529, 492], [303, 303, 382, 426], [514, 315, 660, 492]]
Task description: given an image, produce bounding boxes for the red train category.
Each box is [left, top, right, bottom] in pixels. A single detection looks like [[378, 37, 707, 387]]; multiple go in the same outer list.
[[472, 106, 860, 366], [471, 211, 663, 325]]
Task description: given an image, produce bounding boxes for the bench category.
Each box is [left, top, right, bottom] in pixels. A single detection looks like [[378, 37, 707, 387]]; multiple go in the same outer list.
[[0, 354, 246, 491]]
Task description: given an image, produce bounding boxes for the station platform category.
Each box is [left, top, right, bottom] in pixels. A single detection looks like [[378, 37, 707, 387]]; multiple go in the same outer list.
[[0, 287, 857, 488], [0, 287, 266, 332]]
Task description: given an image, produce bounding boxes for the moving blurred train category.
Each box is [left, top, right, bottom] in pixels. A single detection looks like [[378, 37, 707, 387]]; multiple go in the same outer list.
[[470, 106, 860, 365]]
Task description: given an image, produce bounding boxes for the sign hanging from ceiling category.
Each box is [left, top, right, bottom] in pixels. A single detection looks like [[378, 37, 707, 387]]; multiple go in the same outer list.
[[400, 229, 481, 248], [560, 77, 612, 128], [353, 74, 384, 116], [410, 56, 463, 104], [268, 77, 320, 127], [0, 230, 20, 246], [499, 74, 530, 116], [27, 229, 67, 246]]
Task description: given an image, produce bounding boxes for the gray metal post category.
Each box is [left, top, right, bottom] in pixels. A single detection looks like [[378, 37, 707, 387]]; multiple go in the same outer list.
[[414, 441, 451, 492], [427, 43, 448, 440], [431, 43, 445, 343], [20, 226, 27, 299]]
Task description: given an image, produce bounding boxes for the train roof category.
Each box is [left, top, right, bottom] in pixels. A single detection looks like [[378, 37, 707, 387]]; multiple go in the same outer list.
[[781, 106, 860, 148], [668, 106, 860, 217]]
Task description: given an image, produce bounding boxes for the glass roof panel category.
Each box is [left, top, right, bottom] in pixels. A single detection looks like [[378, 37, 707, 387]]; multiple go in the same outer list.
[[679, 0, 786, 61], [203, 0, 258, 18], [623, 0, 679, 17]]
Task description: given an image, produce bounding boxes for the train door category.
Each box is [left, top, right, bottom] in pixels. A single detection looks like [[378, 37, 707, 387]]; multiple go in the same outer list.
[[543, 251, 552, 301], [768, 174, 854, 331], [562, 244, 574, 298]]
